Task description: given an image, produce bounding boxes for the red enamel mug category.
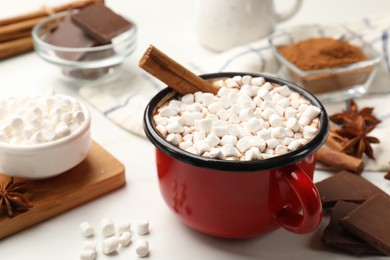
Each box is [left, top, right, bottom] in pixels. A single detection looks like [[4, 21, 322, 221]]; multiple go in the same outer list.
[[144, 72, 329, 238]]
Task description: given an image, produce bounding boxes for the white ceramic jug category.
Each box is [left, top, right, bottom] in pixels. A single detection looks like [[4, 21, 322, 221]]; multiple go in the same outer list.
[[196, 0, 302, 52]]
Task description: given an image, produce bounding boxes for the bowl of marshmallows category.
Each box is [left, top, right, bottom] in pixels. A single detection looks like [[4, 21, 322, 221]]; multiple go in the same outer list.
[[0, 91, 91, 179]]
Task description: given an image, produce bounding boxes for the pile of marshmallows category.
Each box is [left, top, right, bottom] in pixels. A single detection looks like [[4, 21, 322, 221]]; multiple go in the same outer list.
[[0, 91, 85, 145], [154, 75, 321, 160], [79, 218, 150, 259]]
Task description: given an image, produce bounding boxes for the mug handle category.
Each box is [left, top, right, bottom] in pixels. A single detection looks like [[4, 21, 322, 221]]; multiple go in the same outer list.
[[275, 0, 303, 23], [275, 163, 322, 234]]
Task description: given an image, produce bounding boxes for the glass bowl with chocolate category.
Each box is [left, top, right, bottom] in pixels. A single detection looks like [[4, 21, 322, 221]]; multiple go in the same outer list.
[[32, 3, 136, 81], [269, 25, 381, 102]]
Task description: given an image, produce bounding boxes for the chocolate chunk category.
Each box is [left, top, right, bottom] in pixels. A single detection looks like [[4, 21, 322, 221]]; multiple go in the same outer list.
[[322, 201, 383, 255], [71, 3, 133, 44], [315, 171, 386, 207], [340, 194, 390, 256], [44, 16, 98, 60]]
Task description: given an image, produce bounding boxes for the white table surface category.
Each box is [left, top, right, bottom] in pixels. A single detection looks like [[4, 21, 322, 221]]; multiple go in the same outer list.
[[1, 0, 390, 259]]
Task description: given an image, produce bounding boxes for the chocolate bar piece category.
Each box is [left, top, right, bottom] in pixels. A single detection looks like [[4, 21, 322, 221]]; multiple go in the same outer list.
[[322, 201, 383, 255], [71, 3, 133, 44], [340, 194, 390, 256], [45, 16, 98, 60], [315, 171, 386, 207]]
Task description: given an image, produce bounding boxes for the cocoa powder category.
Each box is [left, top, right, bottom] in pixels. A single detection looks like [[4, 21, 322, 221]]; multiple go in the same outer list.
[[278, 37, 366, 71]]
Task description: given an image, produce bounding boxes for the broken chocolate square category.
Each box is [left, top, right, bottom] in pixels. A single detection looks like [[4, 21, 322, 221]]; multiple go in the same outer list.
[[45, 15, 99, 60], [340, 193, 390, 256], [322, 200, 383, 255], [315, 171, 386, 207], [71, 3, 133, 44]]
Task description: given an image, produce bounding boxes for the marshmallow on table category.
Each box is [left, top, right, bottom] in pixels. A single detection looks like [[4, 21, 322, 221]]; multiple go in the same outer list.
[[102, 236, 119, 255], [137, 220, 149, 235], [80, 221, 94, 237], [118, 222, 131, 235], [80, 250, 96, 260], [101, 217, 115, 237], [118, 231, 132, 247], [136, 239, 149, 258]]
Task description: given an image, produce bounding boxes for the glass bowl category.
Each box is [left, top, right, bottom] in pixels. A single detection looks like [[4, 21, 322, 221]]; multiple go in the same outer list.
[[32, 10, 137, 82], [269, 25, 381, 102]]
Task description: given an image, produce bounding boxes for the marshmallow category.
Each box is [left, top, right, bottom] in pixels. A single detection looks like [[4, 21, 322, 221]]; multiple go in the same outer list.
[[276, 85, 291, 96], [275, 145, 288, 155], [118, 231, 132, 246], [220, 135, 238, 146], [244, 147, 262, 160], [257, 128, 271, 140], [286, 117, 300, 132], [137, 220, 149, 235], [269, 114, 283, 127], [166, 133, 181, 145], [156, 125, 167, 136], [303, 125, 318, 139], [80, 221, 94, 237], [118, 222, 131, 235], [179, 141, 193, 150], [212, 125, 229, 137], [181, 93, 194, 104], [221, 144, 237, 158], [158, 106, 177, 117], [288, 140, 302, 151], [193, 140, 210, 154], [101, 218, 115, 237], [251, 77, 265, 86], [166, 121, 184, 134], [80, 250, 96, 260], [242, 75, 252, 85], [208, 101, 223, 114], [209, 147, 223, 159], [241, 117, 261, 133], [102, 236, 119, 254], [219, 96, 233, 109], [271, 127, 286, 139], [251, 136, 266, 152], [240, 84, 253, 97], [201, 93, 215, 106], [266, 138, 279, 149], [216, 109, 229, 121], [236, 136, 252, 153], [135, 239, 149, 258], [198, 118, 213, 133], [205, 133, 220, 147]]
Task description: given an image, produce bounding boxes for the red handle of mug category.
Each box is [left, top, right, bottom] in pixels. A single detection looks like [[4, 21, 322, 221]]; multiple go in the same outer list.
[[275, 164, 322, 234]]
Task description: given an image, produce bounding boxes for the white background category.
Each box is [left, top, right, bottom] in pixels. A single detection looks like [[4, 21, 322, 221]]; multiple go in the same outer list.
[[1, 0, 390, 259]]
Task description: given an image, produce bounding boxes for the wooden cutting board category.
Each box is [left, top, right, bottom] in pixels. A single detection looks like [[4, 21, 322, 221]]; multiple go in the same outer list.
[[0, 141, 126, 240]]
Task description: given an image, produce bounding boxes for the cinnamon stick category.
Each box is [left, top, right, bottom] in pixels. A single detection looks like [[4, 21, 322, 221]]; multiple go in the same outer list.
[[0, 0, 104, 26], [139, 45, 219, 95], [0, 30, 31, 43], [0, 17, 45, 36], [0, 37, 33, 60], [317, 146, 364, 174]]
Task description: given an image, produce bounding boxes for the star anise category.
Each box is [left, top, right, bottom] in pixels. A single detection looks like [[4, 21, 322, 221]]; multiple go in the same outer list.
[[0, 176, 33, 218], [329, 99, 381, 160], [330, 99, 381, 128], [336, 115, 380, 159]]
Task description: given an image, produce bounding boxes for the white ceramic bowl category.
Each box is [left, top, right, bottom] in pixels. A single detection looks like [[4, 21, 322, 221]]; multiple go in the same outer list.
[[0, 102, 91, 179]]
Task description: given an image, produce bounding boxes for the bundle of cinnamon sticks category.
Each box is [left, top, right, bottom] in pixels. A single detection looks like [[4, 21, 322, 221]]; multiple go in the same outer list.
[[0, 0, 103, 60]]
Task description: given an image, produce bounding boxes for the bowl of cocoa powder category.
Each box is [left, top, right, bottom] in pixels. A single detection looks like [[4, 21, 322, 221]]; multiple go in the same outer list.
[[269, 25, 381, 102]]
